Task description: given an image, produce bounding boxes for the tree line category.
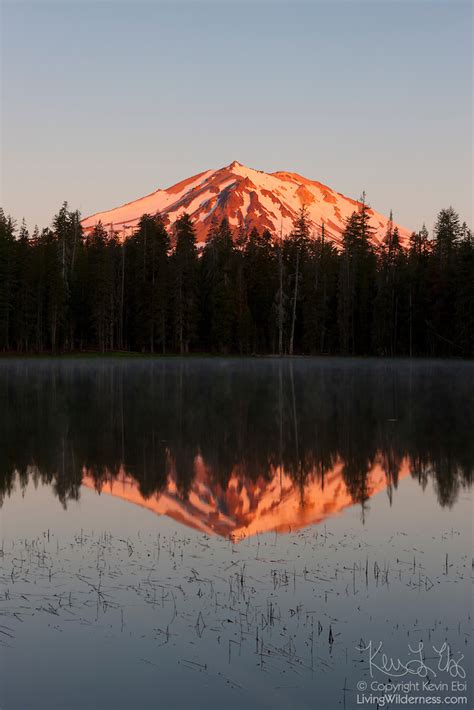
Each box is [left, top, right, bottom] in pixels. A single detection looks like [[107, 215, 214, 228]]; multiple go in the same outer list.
[[0, 200, 472, 357]]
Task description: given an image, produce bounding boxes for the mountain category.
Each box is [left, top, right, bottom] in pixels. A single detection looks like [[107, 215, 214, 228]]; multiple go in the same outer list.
[[82, 457, 410, 538], [81, 161, 411, 247]]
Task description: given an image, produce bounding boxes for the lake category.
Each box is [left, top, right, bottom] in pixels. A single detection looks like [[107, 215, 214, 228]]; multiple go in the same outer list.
[[0, 358, 472, 709]]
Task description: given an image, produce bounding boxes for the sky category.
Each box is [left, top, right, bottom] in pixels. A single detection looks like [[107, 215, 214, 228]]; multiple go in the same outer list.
[[1, 0, 472, 233]]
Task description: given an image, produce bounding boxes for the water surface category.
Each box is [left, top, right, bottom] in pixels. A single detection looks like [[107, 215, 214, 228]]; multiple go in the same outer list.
[[0, 358, 472, 709]]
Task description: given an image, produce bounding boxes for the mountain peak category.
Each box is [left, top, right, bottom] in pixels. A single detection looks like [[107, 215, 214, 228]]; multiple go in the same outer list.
[[82, 162, 411, 247], [225, 160, 262, 181]]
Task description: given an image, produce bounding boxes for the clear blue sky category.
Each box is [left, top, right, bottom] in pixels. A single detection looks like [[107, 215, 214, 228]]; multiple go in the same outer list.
[[1, 0, 472, 233]]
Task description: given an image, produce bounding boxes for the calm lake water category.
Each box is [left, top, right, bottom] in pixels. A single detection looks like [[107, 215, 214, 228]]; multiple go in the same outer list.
[[0, 358, 472, 710]]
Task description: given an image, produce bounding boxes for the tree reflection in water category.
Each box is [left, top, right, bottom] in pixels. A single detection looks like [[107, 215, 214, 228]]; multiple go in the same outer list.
[[0, 358, 472, 533]]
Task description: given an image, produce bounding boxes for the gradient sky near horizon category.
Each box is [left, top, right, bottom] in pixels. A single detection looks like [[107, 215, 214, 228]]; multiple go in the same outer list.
[[1, 0, 472, 232]]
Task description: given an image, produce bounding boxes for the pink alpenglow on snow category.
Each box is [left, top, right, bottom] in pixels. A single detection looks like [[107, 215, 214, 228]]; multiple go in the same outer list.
[[81, 161, 411, 247]]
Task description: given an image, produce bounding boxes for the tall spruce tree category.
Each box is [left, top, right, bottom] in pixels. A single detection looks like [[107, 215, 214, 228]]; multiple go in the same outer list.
[[286, 206, 311, 355], [172, 214, 199, 354], [433, 207, 461, 266], [13, 220, 33, 352], [86, 222, 114, 352], [407, 225, 430, 356], [129, 214, 170, 353], [374, 213, 406, 355], [338, 197, 377, 355], [201, 218, 236, 353], [429, 207, 462, 355], [244, 227, 277, 352], [454, 224, 474, 356], [0, 210, 16, 350], [302, 222, 339, 354]]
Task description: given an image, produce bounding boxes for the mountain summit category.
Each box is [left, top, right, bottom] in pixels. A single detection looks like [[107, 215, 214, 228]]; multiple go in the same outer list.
[[81, 161, 411, 246]]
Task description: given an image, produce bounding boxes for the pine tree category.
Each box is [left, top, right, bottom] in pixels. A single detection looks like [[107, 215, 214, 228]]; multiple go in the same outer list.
[[429, 207, 462, 355], [234, 240, 252, 354], [0, 210, 16, 350], [407, 225, 430, 356], [201, 218, 236, 353], [86, 222, 114, 352], [287, 206, 311, 355], [13, 220, 33, 352], [276, 223, 286, 355], [129, 214, 170, 352], [244, 227, 277, 352], [48, 202, 85, 350], [40, 226, 64, 352], [302, 222, 339, 354], [454, 223, 474, 356], [433, 206, 461, 266], [172, 214, 199, 354], [374, 213, 406, 355], [338, 196, 376, 355]]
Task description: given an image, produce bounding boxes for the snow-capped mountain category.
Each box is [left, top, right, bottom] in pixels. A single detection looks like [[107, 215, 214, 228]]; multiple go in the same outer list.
[[81, 160, 411, 247]]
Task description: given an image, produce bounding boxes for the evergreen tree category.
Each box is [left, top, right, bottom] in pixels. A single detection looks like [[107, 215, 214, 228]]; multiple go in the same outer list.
[[86, 222, 114, 352], [13, 220, 33, 352], [302, 222, 339, 354], [374, 213, 406, 355], [407, 225, 430, 356], [0, 210, 16, 350], [286, 206, 311, 355], [429, 207, 462, 355], [338, 198, 377, 355], [454, 224, 474, 356], [201, 218, 236, 353], [51, 202, 84, 349], [41, 226, 64, 352], [433, 206, 461, 266], [172, 214, 199, 354], [128, 214, 170, 352], [234, 239, 252, 354], [244, 227, 277, 352]]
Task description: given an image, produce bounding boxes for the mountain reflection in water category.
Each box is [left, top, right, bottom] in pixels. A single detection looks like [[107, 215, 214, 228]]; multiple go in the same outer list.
[[82, 458, 411, 537], [1, 358, 472, 534]]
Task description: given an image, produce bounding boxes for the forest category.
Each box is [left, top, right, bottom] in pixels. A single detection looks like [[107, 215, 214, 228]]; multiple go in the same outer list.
[[0, 201, 472, 357]]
